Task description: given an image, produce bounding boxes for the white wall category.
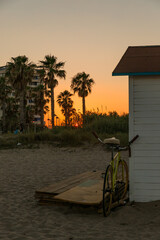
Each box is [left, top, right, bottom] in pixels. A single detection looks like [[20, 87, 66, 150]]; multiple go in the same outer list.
[[129, 75, 160, 202]]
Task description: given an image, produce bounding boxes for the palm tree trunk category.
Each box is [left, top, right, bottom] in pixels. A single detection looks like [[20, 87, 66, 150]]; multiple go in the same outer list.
[[82, 95, 85, 118], [2, 100, 6, 132], [64, 107, 67, 126], [19, 90, 25, 131], [66, 108, 69, 126], [40, 109, 44, 126], [51, 86, 55, 128], [40, 92, 44, 126]]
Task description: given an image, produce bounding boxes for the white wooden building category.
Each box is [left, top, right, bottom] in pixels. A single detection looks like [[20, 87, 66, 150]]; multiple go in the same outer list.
[[113, 46, 160, 202]]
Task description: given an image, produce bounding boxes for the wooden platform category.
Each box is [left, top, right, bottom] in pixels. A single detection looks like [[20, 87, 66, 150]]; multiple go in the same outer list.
[[35, 171, 104, 206]]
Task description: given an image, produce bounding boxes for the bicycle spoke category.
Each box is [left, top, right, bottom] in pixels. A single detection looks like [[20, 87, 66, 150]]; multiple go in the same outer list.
[[103, 165, 113, 217], [116, 160, 128, 199]]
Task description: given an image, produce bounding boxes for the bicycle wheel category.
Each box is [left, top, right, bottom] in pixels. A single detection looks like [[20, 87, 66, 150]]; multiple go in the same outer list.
[[116, 160, 129, 199], [103, 165, 113, 217]]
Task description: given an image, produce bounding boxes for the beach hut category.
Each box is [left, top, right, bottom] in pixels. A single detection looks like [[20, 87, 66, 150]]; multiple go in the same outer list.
[[112, 46, 160, 202]]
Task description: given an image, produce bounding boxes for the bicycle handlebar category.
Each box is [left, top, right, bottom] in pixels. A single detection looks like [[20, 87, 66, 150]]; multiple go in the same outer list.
[[92, 131, 103, 143], [129, 134, 139, 146], [92, 132, 139, 151], [92, 131, 99, 139], [93, 131, 139, 145], [128, 134, 139, 157], [92, 131, 139, 157]]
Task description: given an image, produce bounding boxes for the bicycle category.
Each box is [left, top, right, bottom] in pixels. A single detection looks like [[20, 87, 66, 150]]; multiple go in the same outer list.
[[92, 132, 139, 216]]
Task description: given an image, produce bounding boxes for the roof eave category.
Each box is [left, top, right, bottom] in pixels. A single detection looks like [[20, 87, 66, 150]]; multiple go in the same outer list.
[[112, 72, 160, 76]]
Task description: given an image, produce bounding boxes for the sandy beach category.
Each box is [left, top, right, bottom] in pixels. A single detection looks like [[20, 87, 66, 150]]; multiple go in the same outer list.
[[0, 144, 160, 240]]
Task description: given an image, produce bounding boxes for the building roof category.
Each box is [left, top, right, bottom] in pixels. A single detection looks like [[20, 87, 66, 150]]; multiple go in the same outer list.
[[112, 46, 160, 76]]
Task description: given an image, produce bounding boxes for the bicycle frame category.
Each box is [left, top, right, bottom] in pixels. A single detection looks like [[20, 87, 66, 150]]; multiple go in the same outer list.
[[92, 131, 139, 216], [110, 151, 121, 191]]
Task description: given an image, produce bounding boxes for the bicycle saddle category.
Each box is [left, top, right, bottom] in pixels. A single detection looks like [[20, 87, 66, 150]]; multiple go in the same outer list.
[[103, 137, 120, 145]]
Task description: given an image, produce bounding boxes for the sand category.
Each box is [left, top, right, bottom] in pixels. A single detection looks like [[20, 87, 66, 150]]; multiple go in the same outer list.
[[0, 144, 160, 240]]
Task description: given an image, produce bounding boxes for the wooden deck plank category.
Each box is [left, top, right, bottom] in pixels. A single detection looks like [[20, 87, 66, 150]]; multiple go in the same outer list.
[[54, 178, 104, 206], [35, 170, 127, 208], [35, 171, 103, 200]]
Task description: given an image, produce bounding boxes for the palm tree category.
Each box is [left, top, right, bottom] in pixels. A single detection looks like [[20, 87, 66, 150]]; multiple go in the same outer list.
[[6, 56, 35, 130], [40, 55, 66, 128], [57, 90, 75, 126], [33, 68, 50, 126], [5, 97, 19, 132], [71, 111, 82, 127], [32, 84, 49, 125], [0, 76, 12, 132], [71, 72, 95, 120]]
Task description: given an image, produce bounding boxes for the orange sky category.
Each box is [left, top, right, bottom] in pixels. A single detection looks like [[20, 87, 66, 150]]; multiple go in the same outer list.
[[44, 74, 128, 125], [1, 0, 160, 124]]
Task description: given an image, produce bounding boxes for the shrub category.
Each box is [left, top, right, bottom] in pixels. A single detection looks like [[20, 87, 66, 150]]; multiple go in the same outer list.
[[0, 111, 129, 149]]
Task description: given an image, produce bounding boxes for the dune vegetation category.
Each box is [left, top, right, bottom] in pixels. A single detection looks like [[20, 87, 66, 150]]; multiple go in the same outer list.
[[0, 111, 128, 149], [0, 54, 128, 149]]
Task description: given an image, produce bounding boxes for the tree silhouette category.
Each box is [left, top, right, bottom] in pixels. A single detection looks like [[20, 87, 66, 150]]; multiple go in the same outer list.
[[40, 55, 66, 128], [6, 56, 35, 130], [71, 72, 95, 121], [57, 90, 75, 126], [0, 76, 12, 132]]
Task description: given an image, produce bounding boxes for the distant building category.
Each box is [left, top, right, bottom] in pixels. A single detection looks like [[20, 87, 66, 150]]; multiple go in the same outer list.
[[0, 65, 42, 125], [0, 66, 6, 77]]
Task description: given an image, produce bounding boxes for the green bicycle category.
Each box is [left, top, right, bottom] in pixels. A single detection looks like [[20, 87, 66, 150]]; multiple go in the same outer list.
[[93, 132, 139, 216]]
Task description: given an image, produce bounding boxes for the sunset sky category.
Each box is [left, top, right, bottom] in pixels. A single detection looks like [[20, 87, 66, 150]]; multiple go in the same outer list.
[[1, 0, 160, 123]]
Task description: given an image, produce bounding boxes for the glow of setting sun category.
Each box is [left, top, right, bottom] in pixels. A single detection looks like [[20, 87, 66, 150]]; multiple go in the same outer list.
[[1, 0, 159, 127]]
